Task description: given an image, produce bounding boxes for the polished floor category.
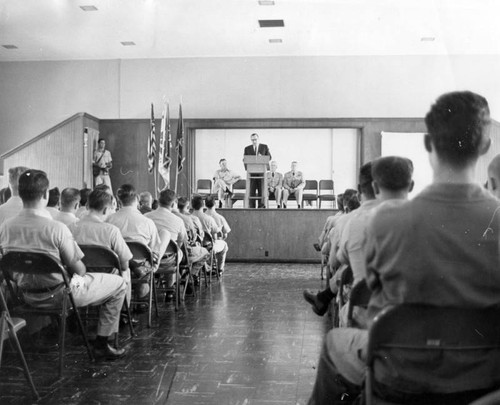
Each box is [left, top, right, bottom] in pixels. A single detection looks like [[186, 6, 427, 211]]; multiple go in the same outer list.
[[1, 263, 330, 405]]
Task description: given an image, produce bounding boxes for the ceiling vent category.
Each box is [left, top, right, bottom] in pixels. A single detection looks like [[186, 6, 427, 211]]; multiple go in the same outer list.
[[258, 1, 275, 5], [269, 38, 283, 43], [121, 41, 136, 46], [259, 20, 284, 28], [80, 5, 98, 11], [2, 44, 18, 49]]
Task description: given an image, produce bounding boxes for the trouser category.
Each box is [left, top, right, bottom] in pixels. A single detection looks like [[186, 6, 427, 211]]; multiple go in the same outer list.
[[307, 328, 367, 404], [282, 188, 303, 207], [94, 173, 112, 193], [249, 178, 264, 208], [213, 240, 228, 271]]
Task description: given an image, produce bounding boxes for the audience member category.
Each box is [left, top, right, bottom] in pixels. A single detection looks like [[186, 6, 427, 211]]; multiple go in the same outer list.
[[54, 187, 81, 226], [307, 90, 500, 404], [0, 186, 11, 205], [204, 195, 231, 239], [139, 191, 153, 214], [76, 187, 91, 219], [191, 195, 228, 275], [487, 154, 500, 199], [266, 160, 283, 208], [0, 170, 127, 359], [0, 166, 29, 224], [213, 158, 241, 208], [282, 161, 305, 209], [45, 187, 60, 218]]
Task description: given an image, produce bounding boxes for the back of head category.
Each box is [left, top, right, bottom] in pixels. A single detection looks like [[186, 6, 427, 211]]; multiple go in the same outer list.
[[177, 196, 188, 211], [47, 187, 60, 207], [487, 154, 500, 196], [358, 162, 375, 199], [345, 194, 361, 212], [79, 188, 91, 206], [159, 189, 176, 208], [372, 156, 414, 192], [117, 184, 137, 206], [94, 184, 111, 194], [18, 170, 49, 203], [88, 188, 113, 211], [139, 191, 153, 207], [205, 195, 216, 209], [425, 91, 491, 168], [8, 166, 29, 192], [60, 187, 81, 209], [191, 194, 203, 211]]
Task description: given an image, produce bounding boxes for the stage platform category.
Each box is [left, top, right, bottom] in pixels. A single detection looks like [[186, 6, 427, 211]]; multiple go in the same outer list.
[[221, 208, 334, 263]]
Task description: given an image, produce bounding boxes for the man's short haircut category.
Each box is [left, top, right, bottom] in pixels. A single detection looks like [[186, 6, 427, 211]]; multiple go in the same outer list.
[[79, 188, 91, 206], [47, 187, 60, 207], [219, 158, 227, 164], [60, 188, 81, 208], [251, 133, 259, 138], [358, 162, 375, 199], [98, 138, 105, 143], [116, 184, 137, 205], [139, 191, 153, 206], [88, 188, 113, 211], [177, 196, 188, 211], [94, 184, 111, 194], [372, 156, 414, 191], [425, 91, 491, 167], [18, 170, 49, 203], [191, 194, 203, 211], [159, 189, 176, 207], [8, 166, 29, 188], [205, 195, 216, 208], [346, 194, 361, 212]]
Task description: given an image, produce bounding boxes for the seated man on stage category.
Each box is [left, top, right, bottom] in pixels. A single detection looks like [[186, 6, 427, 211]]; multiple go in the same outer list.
[[307, 91, 500, 404], [266, 161, 283, 208], [282, 161, 306, 209], [0, 170, 127, 359], [213, 158, 241, 208]]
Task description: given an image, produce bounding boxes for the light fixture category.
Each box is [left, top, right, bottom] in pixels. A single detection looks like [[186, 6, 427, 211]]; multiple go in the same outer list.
[[2, 44, 18, 49], [80, 5, 98, 11], [121, 41, 136, 46], [269, 38, 282, 43], [421, 37, 435, 42], [258, 0, 275, 5], [259, 19, 284, 28]]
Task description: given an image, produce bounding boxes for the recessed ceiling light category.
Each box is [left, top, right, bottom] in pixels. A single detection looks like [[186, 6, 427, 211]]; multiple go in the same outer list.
[[259, 19, 284, 28], [269, 39, 282, 43], [258, 0, 275, 5], [421, 37, 435, 42], [121, 41, 136, 46], [2, 44, 18, 49], [80, 5, 98, 11]]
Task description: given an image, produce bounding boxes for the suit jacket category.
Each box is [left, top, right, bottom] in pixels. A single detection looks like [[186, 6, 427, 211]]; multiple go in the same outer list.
[[243, 143, 271, 158], [267, 171, 283, 188], [283, 171, 306, 190]]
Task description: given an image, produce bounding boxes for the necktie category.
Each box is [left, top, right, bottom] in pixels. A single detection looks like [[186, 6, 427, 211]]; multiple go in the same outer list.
[[254, 145, 257, 155]]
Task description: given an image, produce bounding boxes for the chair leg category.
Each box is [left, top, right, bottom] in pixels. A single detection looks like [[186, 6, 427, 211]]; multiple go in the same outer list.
[[147, 278, 153, 328], [152, 278, 159, 318], [68, 293, 94, 363], [59, 298, 67, 378], [0, 314, 6, 369], [123, 297, 135, 337]]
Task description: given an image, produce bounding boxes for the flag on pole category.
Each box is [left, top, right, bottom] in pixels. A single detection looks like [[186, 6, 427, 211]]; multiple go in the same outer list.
[[176, 103, 185, 173], [158, 102, 172, 189], [148, 103, 156, 173]]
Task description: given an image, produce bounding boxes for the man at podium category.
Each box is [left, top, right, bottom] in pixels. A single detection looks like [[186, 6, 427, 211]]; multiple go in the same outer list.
[[243, 133, 271, 208]]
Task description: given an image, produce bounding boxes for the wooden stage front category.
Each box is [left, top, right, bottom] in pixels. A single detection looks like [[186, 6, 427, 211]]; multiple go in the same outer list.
[[220, 208, 334, 263]]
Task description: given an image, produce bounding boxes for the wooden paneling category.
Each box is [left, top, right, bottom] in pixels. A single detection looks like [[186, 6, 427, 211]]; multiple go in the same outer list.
[[2, 113, 99, 190], [221, 208, 333, 262]]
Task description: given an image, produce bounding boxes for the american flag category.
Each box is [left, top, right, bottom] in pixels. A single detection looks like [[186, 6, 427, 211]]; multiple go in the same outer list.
[[176, 103, 185, 173], [148, 103, 156, 173], [158, 102, 172, 189]]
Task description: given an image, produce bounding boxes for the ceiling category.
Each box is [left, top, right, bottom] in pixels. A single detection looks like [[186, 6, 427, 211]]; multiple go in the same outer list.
[[1, 0, 500, 62]]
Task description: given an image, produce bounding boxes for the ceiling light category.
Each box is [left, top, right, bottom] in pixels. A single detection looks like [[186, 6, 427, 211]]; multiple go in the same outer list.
[[259, 20, 284, 28], [2, 44, 18, 49], [258, 0, 275, 5], [121, 41, 136, 46], [269, 39, 282, 43], [420, 37, 435, 42], [80, 5, 98, 11]]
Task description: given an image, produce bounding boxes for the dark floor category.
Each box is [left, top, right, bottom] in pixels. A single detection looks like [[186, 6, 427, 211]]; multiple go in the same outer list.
[[1, 263, 330, 405]]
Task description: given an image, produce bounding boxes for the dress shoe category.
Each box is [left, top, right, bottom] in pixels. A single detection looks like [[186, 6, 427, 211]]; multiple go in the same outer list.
[[303, 289, 328, 316], [283, 204, 287, 209], [120, 314, 139, 326], [93, 343, 126, 360]]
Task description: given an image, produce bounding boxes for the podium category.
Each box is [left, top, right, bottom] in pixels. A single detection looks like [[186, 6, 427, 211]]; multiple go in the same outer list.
[[243, 156, 270, 208]]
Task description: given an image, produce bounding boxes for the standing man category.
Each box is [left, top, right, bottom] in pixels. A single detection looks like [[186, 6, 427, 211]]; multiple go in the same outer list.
[[213, 159, 241, 208], [266, 161, 284, 208], [93, 138, 113, 192], [282, 161, 306, 209], [243, 133, 271, 208]]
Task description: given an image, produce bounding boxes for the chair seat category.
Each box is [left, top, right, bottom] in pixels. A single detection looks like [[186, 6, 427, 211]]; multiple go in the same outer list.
[[2, 317, 27, 340]]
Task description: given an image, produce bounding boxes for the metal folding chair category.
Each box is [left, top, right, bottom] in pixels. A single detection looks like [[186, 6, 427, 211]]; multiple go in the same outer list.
[[156, 240, 181, 311]]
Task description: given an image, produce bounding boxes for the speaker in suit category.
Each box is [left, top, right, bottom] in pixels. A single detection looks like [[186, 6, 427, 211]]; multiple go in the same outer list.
[[243, 133, 271, 208]]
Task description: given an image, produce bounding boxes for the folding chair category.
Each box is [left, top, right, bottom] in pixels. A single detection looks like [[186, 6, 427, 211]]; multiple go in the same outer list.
[[346, 279, 371, 327], [302, 180, 319, 207], [155, 240, 181, 311], [365, 304, 500, 405], [230, 179, 246, 208], [202, 233, 220, 282], [0, 286, 40, 400], [79, 245, 135, 337], [126, 242, 159, 328], [196, 179, 215, 199], [318, 179, 336, 209], [332, 266, 353, 328], [1, 251, 94, 378], [179, 243, 196, 300]]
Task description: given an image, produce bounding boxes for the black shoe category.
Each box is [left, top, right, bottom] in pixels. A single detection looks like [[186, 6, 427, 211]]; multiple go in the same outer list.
[[219, 201, 223, 209], [303, 289, 328, 316], [283, 204, 287, 209], [120, 314, 139, 326], [93, 343, 127, 360], [134, 303, 149, 314]]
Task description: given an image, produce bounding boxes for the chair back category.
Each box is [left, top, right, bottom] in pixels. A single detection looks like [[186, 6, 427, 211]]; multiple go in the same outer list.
[[346, 279, 371, 327], [366, 304, 500, 404], [165, 240, 181, 266], [303, 180, 319, 204], [126, 241, 154, 265], [231, 179, 247, 201], [197, 179, 213, 196], [79, 245, 121, 273], [319, 179, 334, 195], [202, 232, 214, 250]]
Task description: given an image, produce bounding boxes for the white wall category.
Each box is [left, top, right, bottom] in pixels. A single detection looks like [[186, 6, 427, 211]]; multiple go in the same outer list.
[[2, 54, 500, 167]]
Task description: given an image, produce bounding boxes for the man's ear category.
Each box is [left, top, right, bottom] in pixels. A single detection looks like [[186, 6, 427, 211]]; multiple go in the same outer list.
[[102, 206, 108, 216], [74, 202, 80, 210], [408, 180, 415, 193], [357, 184, 361, 195], [489, 177, 497, 191], [479, 137, 492, 156], [424, 134, 432, 152], [371, 181, 380, 196]]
